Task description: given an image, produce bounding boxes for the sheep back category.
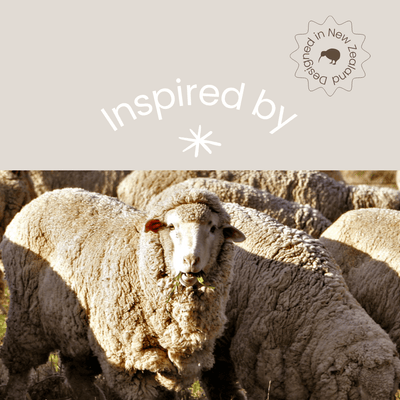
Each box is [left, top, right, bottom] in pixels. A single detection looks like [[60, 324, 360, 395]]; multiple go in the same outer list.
[[340, 170, 397, 187], [0, 171, 34, 240], [119, 171, 400, 223], [27, 170, 131, 198], [117, 170, 207, 210], [208, 203, 400, 399], [147, 177, 331, 238], [0, 189, 151, 375], [320, 208, 400, 353]]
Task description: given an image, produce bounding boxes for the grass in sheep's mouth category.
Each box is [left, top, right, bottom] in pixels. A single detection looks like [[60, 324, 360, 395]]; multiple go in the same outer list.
[[166, 272, 215, 304]]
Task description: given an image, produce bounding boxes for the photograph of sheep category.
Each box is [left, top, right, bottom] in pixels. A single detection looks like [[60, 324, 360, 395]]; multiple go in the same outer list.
[[0, 170, 400, 399]]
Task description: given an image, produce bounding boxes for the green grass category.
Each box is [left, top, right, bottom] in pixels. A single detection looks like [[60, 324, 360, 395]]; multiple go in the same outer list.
[[48, 353, 60, 373], [190, 380, 205, 398], [0, 285, 10, 342]]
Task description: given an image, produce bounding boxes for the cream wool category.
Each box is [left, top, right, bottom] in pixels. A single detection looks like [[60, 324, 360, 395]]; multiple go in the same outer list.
[[146, 177, 332, 238], [201, 203, 400, 400], [0, 170, 130, 245], [117, 170, 400, 222], [320, 208, 400, 356], [26, 170, 131, 198], [340, 170, 397, 187], [0, 169, 130, 297], [0, 188, 243, 400], [0, 171, 33, 240], [0, 171, 34, 303]]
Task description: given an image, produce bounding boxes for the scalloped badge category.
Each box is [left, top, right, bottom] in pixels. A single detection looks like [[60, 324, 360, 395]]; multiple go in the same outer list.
[[290, 16, 370, 96]]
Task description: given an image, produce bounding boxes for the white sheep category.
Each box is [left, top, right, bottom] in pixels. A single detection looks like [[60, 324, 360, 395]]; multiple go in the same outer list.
[[0, 170, 131, 246], [0, 170, 131, 297], [319, 170, 343, 182], [340, 170, 397, 187], [201, 203, 400, 400], [146, 177, 331, 238], [0, 187, 244, 400], [25, 170, 131, 198], [118, 170, 400, 222], [0, 171, 33, 241], [0, 171, 34, 304], [320, 208, 400, 356]]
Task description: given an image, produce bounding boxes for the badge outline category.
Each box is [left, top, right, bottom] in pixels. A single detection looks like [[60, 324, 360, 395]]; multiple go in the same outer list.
[[290, 15, 371, 96]]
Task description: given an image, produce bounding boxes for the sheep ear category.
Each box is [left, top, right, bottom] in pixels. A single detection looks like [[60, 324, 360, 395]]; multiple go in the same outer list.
[[223, 225, 246, 242], [145, 219, 165, 233]]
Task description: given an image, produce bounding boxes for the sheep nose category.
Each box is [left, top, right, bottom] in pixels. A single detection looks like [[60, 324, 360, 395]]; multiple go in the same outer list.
[[184, 254, 200, 271]]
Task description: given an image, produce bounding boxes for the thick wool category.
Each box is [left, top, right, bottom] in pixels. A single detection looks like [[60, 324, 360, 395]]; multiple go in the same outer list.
[[0, 170, 131, 302], [146, 178, 331, 238], [0, 170, 130, 245], [0, 171, 33, 241], [319, 170, 343, 182], [26, 170, 131, 197], [340, 170, 397, 187], [320, 208, 400, 355], [201, 203, 400, 400], [0, 170, 131, 245], [0, 171, 34, 302], [0, 188, 237, 400], [118, 170, 400, 221]]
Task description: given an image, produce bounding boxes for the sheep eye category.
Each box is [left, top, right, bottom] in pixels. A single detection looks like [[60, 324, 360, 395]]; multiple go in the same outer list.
[[210, 226, 216, 233], [168, 224, 175, 231]]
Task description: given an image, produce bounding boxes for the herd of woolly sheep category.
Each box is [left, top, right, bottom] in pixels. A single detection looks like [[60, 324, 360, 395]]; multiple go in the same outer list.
[[0, 170, 400, 400]]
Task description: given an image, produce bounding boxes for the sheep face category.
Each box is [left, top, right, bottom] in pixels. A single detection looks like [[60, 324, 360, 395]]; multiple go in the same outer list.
[[138, 191, 245, 382], [166, 206, 222, 286], [146, 202, 244, 287]]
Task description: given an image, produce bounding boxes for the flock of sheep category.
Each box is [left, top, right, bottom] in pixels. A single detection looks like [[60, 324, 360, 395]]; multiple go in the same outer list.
[[0, 170, 400, 400]]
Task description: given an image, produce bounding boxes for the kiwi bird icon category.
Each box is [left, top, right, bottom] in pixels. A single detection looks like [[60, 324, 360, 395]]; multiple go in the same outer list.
[[318, 48, 340, 65]]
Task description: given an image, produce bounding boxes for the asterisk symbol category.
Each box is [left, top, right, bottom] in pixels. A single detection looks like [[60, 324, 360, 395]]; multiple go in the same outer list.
[[179, 125, 221, 158]]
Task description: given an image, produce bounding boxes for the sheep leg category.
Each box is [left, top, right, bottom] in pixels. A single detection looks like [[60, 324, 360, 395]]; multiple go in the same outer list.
[[61, 354, 106, 400], [1, 309, 51, 400], [3, 370, 31, 400], [201, 335, 246, 400]]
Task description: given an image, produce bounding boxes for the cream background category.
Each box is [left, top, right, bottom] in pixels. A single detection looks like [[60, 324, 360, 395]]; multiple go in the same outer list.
[[1, 1, 397, 169]]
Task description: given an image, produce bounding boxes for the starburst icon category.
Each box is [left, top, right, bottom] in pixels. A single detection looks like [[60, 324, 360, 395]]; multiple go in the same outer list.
[[179, 125, 221, 158]]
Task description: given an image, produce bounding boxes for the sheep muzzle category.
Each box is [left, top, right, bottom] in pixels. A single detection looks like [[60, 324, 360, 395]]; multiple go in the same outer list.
[[180, 272, 200, 287]]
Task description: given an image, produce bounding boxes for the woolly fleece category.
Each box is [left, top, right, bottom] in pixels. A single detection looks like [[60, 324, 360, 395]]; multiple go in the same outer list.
[[0, 171, 33, 302], [117, 170, 400, 221], [320, 208, 400, 355], [27, 170, 131, 198], [0, 171, 33, 241], [202, 203, 400, 400], [0, 188, 237, 400], [146, 177, 331, 238], [340, 171, 397, 187]]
